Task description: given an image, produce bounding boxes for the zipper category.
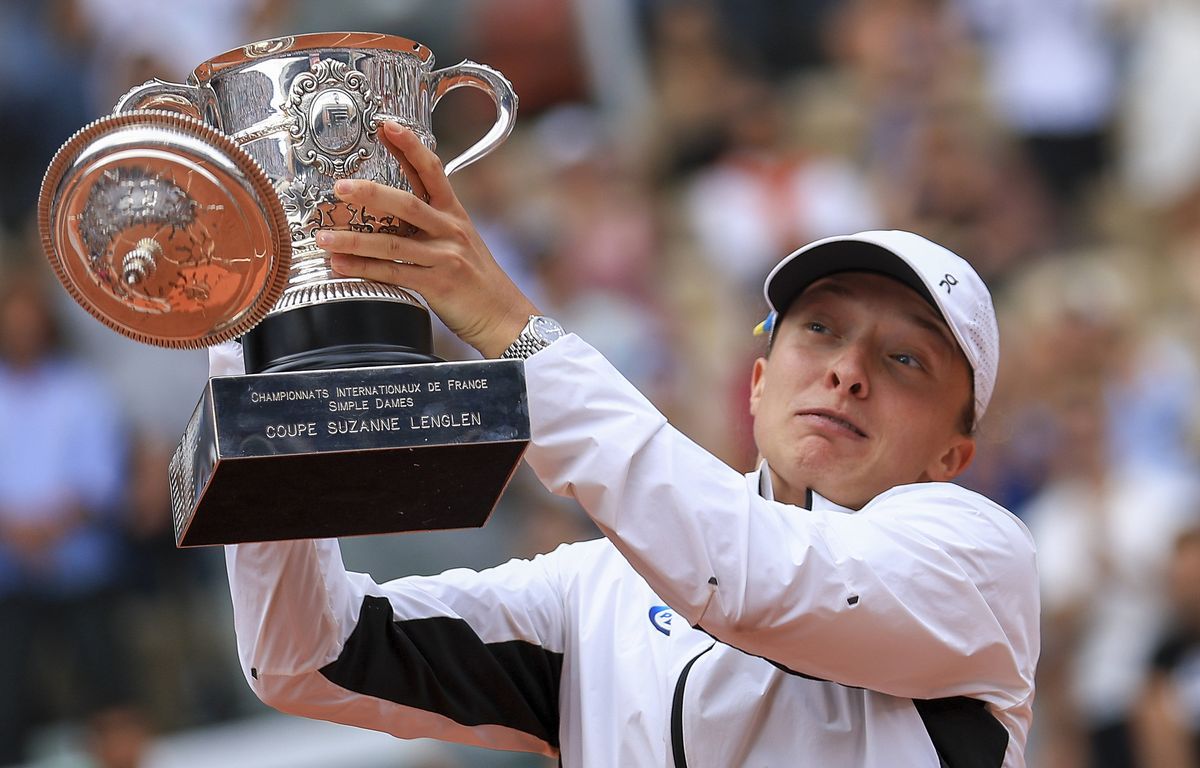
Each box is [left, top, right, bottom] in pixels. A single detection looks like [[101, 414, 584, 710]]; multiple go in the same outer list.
[[670, 644, 715, 768]]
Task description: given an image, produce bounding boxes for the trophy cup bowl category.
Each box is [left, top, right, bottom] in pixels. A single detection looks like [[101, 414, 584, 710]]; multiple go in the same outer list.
[[38, 32, 528, 546]]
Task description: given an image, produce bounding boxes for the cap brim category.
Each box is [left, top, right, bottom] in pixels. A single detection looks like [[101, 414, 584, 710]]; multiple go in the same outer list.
[[766, 240, 936, 316]]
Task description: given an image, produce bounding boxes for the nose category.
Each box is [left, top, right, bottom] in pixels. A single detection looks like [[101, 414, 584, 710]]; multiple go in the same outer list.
[[827, 343, 870, 398]]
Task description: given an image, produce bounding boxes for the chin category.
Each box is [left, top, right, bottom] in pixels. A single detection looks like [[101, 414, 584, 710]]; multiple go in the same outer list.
[[790, 447, 854, 478]]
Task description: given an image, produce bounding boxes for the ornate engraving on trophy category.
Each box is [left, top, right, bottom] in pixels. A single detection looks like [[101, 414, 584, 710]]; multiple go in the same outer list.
[[79, 168, 232, 314], [343, 201, 411, 236], [276, 178, 409, 245], [309, 90, 361, 154], [286, 59, 379, 178], [276, 179, 328, 242], [75, 165, 272, 318], [81, 168, 196, 276]]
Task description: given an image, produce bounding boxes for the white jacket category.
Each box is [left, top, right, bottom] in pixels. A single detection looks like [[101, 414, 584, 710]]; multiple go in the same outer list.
[[222, 334, 1039, 767]]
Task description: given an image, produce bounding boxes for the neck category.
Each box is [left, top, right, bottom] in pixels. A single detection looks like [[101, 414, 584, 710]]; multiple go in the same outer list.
[[762, 461, 812, 508]]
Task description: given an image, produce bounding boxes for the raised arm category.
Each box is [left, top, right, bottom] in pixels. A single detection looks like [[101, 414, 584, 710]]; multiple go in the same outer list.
[[225, 538, 567, 756], [319, 123, 1038, 706], [214, 344, 567, 757]]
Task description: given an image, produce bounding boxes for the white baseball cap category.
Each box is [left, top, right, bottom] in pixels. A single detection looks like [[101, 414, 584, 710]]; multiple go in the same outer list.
[[761, 230, 999, 426]]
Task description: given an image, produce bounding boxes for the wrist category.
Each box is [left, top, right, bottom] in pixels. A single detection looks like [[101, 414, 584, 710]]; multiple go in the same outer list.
[[498, 314, 566, 360], [459, 295, 539, 359]]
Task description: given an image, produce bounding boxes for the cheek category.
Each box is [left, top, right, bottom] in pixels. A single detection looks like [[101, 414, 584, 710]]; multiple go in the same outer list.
[[880, 389, 963, 463], [751, 385, 799, 455]]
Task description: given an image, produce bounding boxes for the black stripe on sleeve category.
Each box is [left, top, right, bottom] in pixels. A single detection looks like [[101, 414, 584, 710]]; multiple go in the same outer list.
[[913, 696, 1008, 768], [320, 595, 563, 748]]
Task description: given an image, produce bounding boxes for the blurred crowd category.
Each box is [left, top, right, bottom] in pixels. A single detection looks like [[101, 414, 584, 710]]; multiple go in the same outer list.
[[1, 0, 1199, 766]]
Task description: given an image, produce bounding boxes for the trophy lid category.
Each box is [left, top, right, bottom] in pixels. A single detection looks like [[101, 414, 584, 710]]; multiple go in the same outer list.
[[195, 32, 435, 81], [38, 110, 292, 349]]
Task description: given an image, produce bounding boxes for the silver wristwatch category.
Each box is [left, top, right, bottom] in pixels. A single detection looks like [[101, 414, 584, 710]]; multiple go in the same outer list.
[[500, 315, 566, 360]]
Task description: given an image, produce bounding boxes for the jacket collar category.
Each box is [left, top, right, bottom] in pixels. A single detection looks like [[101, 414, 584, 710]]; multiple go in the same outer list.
[[754, 460, 855, 514]]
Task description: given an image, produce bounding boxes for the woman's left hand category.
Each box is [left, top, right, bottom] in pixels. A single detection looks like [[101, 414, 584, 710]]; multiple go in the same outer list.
[[316, 120, 537, 358]]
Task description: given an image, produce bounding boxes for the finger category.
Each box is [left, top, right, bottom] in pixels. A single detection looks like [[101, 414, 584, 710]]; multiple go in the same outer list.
[[394, 142, 428, 204], [332, 178, 448, 236], [316, 229, 435, 266], [380, 122, 459, 210], [329, 252, 428, 287]]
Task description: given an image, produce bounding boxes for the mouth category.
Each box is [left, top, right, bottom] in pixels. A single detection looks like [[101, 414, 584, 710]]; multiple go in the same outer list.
[[798, 409, 867, 438]]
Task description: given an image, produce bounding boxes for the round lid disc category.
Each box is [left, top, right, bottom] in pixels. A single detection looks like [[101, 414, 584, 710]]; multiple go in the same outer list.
[[38, 110, 291, 349]]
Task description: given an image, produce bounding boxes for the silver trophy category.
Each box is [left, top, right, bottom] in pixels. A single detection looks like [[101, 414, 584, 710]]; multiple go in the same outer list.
[[39, 32, 528, 546]]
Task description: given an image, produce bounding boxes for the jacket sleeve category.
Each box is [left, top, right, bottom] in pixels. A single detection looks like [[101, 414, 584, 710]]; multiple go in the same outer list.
[[522, 335, 1038, 706], [212, 342, 565, 756], [225, 540, 567, 756]]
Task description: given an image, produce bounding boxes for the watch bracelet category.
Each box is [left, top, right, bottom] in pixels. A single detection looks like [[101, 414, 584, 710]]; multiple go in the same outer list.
[[500, 335, 541, 360]]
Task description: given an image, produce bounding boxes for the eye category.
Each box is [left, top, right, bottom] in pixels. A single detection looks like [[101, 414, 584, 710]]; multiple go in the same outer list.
[[892, 352, 924, 370], [806, 321, 831, 334]]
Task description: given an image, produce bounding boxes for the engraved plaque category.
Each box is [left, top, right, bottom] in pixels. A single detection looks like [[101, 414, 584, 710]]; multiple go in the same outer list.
[[170, 358, 529, 547]]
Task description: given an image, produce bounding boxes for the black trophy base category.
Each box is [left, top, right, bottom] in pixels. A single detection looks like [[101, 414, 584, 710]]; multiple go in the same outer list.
[[241, 299, 437, 373], [168, 358, 530, 547], [180, 442, 527, 546]]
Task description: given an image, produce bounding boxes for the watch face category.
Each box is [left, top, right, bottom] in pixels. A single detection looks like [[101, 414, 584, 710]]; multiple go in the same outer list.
[[531, 315, 565, 343]]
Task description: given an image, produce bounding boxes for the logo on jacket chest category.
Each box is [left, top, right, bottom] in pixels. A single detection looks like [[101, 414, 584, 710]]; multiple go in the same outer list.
[[648, 605, 673, 636]]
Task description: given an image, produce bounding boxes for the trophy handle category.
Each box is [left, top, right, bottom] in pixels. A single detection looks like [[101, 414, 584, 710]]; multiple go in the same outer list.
[[113, 79, 206, 120], [430, 61, 518, 176]]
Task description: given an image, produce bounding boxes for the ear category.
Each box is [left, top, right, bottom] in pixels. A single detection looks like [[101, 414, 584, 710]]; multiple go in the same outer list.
[[749, 356, 768, 416], [927, 435, 976, 481]]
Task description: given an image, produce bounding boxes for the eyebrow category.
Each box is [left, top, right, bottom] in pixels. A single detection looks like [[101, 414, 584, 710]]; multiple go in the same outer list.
[[801, 278, 958, 357], [800, 281, 853, 302], [903, 308, 957, 358]]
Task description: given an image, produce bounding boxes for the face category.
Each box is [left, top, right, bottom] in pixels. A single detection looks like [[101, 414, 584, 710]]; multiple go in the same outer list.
[[1168, 531, 1200, 628], [0, 288, 54, 368], [749, 272, 976, 509]]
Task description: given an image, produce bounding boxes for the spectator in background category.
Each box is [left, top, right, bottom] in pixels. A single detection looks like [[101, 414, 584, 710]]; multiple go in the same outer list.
[[1133, 522, 1200, 768], [683, 78, 881, 300], [84, 707, 151, 768], [0, 266, 131, 764], [1116, 0, 1200, 214], [824, 0, 1052, 286], [466, 0, 587, 118], [0, 0, 90, 239], [116, 432, 248, 734], [1022, 354, 1198, 767], [526, 105, 676, 407], [824, 0, 974, 191], [886, 105, 1052, 287], [640, 1, 750, 179], [963, 249, 1199, 515], [64, 0, 287, 115], [709, 0, 842, 76], [957, 0, 1123, 231]]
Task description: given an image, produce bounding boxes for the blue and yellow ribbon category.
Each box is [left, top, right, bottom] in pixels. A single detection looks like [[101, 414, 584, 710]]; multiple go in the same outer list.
[[753, 312, 777, 337]]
